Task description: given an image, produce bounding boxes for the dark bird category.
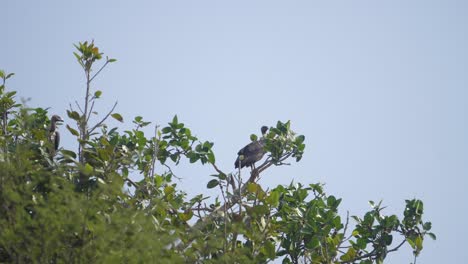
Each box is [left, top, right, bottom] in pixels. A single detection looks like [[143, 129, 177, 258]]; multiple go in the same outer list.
[[234, 126, 269, 170], [48, 115, 63, 155]]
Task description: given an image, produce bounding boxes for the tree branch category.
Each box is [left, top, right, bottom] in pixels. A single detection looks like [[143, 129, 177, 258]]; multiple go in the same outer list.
[[88, 101, 117, 134], [340, 239, 407, 263], [89, 61, 109, 83], [74, 101, 84, 114]]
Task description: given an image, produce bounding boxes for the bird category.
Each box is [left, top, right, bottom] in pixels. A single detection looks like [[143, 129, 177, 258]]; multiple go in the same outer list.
[[234, 126, 269, 170], [48, 115, 63, 155]]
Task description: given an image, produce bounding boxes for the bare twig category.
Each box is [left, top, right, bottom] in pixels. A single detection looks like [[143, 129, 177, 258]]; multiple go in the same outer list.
[[257, 151, 293, 175], [387, 239, 407, 253], [89, 61, 109, 83], [74, 101, 84, 114], [88, 101, 117, 134], [162, 163, 181, 180], [125, 177, 152, 198], [212, 162, 236, 190], [149, 125, 160, 179], [211, 162, 226, 176], [340, 239, 407, 263], [191, 206, 213, 213], [86, 100, 95, 124], [337, 211, 350, 250]]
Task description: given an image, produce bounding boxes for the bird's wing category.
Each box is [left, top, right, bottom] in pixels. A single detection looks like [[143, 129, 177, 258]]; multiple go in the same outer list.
[[245, 141, 264, 154], [55, 131, 60, 151]]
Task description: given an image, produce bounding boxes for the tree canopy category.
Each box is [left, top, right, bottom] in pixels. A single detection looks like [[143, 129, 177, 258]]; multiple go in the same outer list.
[[0, 41, 435, 263]]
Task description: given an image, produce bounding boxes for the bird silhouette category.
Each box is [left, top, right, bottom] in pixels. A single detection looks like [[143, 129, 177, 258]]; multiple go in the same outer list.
[[234, 126, 268, 170], [48, 115, 63, 156]]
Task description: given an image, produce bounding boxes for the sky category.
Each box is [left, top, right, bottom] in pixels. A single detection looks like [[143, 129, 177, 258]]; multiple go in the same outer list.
[[3, 1, 468, 263]]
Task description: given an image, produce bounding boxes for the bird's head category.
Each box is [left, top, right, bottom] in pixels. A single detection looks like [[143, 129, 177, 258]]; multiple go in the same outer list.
[[261, 126, 268, 135], [51, 115, 64, 124]]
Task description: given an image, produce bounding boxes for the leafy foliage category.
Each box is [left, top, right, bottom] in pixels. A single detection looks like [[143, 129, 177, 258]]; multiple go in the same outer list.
[[0, 42, 435, 263]]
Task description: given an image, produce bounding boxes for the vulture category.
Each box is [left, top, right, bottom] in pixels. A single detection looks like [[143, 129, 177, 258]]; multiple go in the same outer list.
[[234, 126, 268, 170], [48, 115, 63, 155]]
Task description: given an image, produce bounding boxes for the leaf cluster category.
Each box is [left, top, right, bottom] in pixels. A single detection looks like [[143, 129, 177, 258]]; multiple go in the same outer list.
[[0, 42, 435, 264]]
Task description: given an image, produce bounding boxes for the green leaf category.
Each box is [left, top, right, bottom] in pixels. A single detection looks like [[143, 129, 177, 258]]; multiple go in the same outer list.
[[66, 125, 80, 136], [423, 221, 432, 231], [295, 135, 305, 144], [383, 234, 393, 245], [207, 151, 215, 164], [406, 237, 415, 249], [305, 237, 320, 250], [60, 149, 77, 159], [122, 167, 129, 177], [67, 110, 81, 121], [111, 113, 123, 122], [218, 173, 227, 180], [262, 240, 276, 259], [94, 90, 102, 98], [247, 182, 259, 193], [427, 232, 437, 240], [6, 73, 14, 79], [340, 247, 356, 261], [170, 154, 178, 163], [332, 215, 342, 228], [415, 235, 423, 251], [207, 179, 219, 189], [73, 52, 81, 61], [356, 237, 367, 250], [250, 205, 269, 216], [172, 115, 178, 125], [164, 185, 175, 196], [266, 190, 280, 207], [250, 134, 258, 141], [108, 58, 117, 63], [188, 153, 199, 163], [154, 175, 163, 187], [178, 211, 193, 222], [161, 127, 171, 134], [327, 195, 337, 207], [82, 163, 93, 175], [363, 212, 374, 225]]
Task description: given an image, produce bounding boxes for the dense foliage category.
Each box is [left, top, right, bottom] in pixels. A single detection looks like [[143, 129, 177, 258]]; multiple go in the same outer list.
[[0, 42, 435, 263]]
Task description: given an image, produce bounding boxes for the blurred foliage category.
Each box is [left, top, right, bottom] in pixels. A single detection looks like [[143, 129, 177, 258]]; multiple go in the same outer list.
[[0, 42, 434, 263]]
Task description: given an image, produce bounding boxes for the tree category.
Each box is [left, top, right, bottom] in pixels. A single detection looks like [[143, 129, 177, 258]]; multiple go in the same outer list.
[[0, 42, 435, 263]]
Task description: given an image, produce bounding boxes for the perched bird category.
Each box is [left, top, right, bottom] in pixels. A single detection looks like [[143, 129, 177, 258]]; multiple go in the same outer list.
[[48, 115, 63, 155], [234, 126, 269, 170]]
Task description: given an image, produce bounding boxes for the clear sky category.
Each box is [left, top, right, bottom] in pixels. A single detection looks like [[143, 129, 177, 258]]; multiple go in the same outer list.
[[3, 1, 467, 263]]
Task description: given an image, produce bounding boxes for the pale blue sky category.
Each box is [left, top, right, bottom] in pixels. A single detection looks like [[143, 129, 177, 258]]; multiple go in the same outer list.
[[4, 1, 468, 263]]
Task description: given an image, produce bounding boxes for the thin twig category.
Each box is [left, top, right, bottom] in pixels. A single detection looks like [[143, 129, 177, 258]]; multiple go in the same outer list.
[[163, 163, 181, 180], [89, 61, 109, 83], [190, 206, 213, 213], [337, 211, 350, 250], [340, 239, 406, 263], [387, 239, 407, 253], [74, 101, 84, 114], [86, 100, 95, 124], [88, 101, 117, 134], [150, 125, 160, 179], [125, 177, 151, 197]]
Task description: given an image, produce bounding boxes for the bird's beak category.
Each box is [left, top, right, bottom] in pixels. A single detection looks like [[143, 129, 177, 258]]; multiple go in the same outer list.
[[57, 117, 64, 123]]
